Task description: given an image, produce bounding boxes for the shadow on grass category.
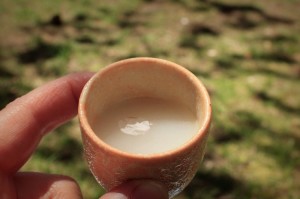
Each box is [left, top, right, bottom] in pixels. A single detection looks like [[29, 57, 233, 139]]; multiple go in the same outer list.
[[114, 52, 148, 61], [47, 14, 64, 27], [185, 168, 276, 199], [176, 0, 293, 30], [189, 68, 211, 78], [117, 13, 146, 29], [257, 134, 300, 168], [180, 23, 220, 50], [36, 122, 83, 162], [255, 91, 300, 115], [260, 34, 299, 43], [75, 35, 121, 46], [0, 65, 32, 109], [18, 40, 70, 64], [212, 52, 297, 79], [185, 170, 238, 198], [212, 111, 262, 144], [198, 107, 299, 198], [114, 48, 169, 61], [204, 0, 293, 26], [75, 35, 96, 44], [233, 53, 298, 75], [0, 82, 19, 109], [179, 34, 203, 50], [212, 106, 300, 169], [42, 13, 96, 30], [214, 56, 237, 70], [188, 23, 220, 36], [251, 51, 296, 64], [0, 65, 16, 78], [36, 136, 82, 162]]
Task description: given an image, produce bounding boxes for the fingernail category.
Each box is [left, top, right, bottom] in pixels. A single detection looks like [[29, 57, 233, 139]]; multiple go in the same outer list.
[[132, 181, 168, 199], [99, 192, 127, 199]]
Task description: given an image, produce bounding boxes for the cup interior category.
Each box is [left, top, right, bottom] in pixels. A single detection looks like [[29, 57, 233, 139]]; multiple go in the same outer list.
[[81, 58, 210, 154]]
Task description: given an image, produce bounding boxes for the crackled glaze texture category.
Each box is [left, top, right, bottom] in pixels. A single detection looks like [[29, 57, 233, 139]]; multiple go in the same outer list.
[[79, 58, 211, 198]]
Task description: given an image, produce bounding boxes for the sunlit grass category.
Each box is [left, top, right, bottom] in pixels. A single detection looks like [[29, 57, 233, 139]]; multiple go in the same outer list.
[[1, 0, 300, 198]]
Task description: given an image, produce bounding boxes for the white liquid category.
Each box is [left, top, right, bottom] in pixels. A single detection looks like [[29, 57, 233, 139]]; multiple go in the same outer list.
[[93, 97, 199, 155]]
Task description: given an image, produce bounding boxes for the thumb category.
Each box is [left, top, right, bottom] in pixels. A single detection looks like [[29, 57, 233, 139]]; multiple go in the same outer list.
[[99, 180, 168, 199]]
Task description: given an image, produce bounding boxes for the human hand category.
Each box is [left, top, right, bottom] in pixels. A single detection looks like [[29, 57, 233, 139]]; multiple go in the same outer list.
[[0, 72, 168, 199]]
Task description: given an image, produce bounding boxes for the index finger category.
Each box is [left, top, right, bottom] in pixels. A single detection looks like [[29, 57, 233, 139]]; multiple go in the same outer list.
[[0, 72, 94, 174]]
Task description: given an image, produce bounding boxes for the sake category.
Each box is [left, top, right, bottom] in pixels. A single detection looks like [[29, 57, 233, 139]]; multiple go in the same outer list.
[[93, 97, 199, 155]]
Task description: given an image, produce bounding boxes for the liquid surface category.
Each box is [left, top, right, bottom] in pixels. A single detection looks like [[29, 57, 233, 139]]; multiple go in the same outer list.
[[93, 97, 199, 155]]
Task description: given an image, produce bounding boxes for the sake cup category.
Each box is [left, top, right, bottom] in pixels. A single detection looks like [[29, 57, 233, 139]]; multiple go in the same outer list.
[[78, 57, 211, 198]]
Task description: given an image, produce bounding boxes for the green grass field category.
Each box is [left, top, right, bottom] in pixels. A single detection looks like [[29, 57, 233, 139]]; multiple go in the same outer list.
[[1, 0, 300, 198]]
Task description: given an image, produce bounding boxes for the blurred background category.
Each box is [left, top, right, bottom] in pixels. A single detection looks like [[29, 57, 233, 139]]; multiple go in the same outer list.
[[1, 0, 300, 198]]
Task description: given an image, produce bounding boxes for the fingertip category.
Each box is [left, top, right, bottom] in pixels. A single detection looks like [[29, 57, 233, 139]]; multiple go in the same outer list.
[[14, 172, 83, 199], [63, 71, 95, 99], [132, 181, 168, 199], [0, 71, 95, 173], [99, 180, 168, 199]]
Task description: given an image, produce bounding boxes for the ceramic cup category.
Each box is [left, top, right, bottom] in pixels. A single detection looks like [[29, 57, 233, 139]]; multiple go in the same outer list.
[[78, 57, 211, 198]]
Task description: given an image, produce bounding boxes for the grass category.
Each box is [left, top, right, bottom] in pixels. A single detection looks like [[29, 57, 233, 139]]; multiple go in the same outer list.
[[1, 0, 300, 198]]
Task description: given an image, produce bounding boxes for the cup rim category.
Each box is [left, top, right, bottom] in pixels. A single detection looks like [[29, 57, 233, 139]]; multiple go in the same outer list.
[[78, 57, 212, 160]]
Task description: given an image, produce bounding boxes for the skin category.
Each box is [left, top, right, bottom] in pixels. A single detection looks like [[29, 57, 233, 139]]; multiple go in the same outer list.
[[0, 72, 168, 199]]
